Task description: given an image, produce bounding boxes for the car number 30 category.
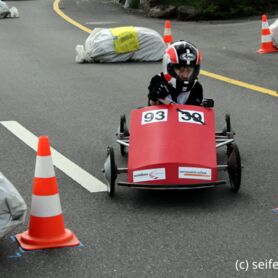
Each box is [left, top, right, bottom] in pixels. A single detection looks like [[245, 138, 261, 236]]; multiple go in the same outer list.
[[141, 109, 168, 125], [178, 110, 205, 125]]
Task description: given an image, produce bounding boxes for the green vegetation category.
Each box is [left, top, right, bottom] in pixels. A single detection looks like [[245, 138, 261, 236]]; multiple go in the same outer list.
[[162, 0, 278, 19], [129, 0, 140, 9], [126, 0, 278, 19], [126, 0, 278, 20]]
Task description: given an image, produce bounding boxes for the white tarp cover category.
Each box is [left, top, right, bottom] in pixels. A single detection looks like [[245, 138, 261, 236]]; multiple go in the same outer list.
[[0, 172, 27, 239], [75, 26, 166, 63], [0, 0, 19, 18], [270, 19, 278, 48], [0, 0, 9, 16]]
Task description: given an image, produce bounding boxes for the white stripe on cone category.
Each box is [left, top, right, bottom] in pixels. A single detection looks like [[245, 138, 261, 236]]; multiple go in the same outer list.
[[35, 156, 55, 178], [31, 194, 62, 217], [261, 35, 272, 43], [262, 22, 269, 29]]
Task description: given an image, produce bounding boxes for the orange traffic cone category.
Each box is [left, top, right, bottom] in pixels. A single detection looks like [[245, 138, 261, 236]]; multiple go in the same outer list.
[[16, 136, 79, 250], [164, 20, 173, 45], [257, 14, 278, 54]]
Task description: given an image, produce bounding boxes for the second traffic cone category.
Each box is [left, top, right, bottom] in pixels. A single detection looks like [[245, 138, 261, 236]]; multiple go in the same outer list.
[[257, 14, 278, 54], [164, 20, 173, 45], [16, 136, 80, 250]]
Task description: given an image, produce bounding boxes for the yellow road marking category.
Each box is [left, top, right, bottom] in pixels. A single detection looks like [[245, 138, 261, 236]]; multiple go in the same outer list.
[[53, 0, 92, 33], [201, 70, 278, 97], [53, 0, 278, 98]]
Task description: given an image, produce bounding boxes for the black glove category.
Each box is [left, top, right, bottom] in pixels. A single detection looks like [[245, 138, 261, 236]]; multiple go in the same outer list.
[[149, 83, 170, 102], [202, 98, 214, 108]]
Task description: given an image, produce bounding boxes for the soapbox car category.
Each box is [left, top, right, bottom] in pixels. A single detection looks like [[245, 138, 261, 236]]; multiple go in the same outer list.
[[103, 103, 242, 197]]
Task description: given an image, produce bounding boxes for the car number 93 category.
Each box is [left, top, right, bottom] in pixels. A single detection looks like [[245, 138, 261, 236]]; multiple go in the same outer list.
[[141, 109, 168, 125]]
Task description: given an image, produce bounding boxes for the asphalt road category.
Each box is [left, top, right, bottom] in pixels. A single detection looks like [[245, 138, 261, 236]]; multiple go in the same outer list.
[[0, 0, 278, 277]]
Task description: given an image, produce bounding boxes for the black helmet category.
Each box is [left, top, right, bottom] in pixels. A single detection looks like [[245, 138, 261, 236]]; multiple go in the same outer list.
[[163, 41, 202, 88]]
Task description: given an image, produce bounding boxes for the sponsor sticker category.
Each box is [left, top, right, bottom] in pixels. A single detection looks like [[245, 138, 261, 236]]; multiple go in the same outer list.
[[179, 167, 211, 180], [179, 53, 196, 62], [133, 168, 166, 182]]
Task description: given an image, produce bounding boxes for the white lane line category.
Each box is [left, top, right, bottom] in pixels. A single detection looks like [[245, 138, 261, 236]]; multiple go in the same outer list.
[[0, 121, 107, 193]]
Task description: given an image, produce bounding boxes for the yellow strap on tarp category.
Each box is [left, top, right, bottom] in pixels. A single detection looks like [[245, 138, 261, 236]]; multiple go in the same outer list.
[[110, 26, 139, 53]]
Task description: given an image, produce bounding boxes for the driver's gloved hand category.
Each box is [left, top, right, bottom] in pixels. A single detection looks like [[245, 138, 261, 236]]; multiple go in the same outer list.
[[149, 83, 170, 102], [202, 98, 214, 108]]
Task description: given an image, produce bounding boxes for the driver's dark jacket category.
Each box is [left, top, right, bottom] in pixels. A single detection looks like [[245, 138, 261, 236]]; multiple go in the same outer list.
[[148, 73, 203, 106]]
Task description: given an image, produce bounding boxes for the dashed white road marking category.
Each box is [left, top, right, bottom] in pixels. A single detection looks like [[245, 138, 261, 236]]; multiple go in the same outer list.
[[0, 121, 107, 193]]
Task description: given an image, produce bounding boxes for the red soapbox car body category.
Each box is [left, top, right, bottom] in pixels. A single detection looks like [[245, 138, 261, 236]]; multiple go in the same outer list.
[[103, 104, 241, 197]]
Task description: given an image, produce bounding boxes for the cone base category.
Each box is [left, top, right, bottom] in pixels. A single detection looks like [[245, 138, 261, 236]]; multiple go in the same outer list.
[[16, 228, 80, 250], [257, 47, 278, 53]]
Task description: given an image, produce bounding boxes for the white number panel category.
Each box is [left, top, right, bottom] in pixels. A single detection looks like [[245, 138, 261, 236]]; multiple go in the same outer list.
[[141, 109, 168, 125], [178, 109, 205, 125]]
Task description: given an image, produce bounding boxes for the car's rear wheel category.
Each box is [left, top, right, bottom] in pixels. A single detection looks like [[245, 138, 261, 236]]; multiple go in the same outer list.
[[220, 113, 231, 136], [225, 114, 231, 133], [103, 146, 117, 197], [120, 114, 129, 156], [227, 143, 241, 192]]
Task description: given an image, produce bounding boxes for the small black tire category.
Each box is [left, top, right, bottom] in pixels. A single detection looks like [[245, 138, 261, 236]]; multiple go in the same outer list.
[[225, 114, 231, 133], [227, 143, 241, 192], [120, 114, 129, 156], [219, 114, 231, 136], [104, 146, 117, 197]]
